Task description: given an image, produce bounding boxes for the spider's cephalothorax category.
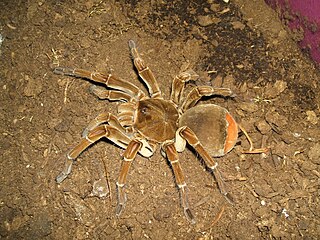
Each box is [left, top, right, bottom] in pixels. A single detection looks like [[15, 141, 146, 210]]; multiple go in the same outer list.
[[54, 40, 238, 224], [135, 99, 179, 142]]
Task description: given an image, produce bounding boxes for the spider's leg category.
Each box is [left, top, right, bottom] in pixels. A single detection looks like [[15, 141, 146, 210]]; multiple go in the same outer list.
[[178, 126, 234, 204], [117, 102, 136, 127], [128, 40, 162, 99], [170, 70, 199, 106], [54, 67, 145, 100], [82, 112, 126, 138], [163, 142, 196, 224], [116, 139, 142, 216], [89, 85, 135, 102], [181, 86, 233, 111], [56, 125, 131, 183]]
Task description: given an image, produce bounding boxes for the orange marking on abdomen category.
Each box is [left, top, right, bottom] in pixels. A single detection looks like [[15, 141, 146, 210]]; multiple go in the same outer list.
[[224, 113, 238, 154]]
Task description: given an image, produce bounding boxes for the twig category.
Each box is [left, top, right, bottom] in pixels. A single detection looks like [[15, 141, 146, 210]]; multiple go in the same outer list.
[[101, 156, 112, 203], [239, 124, 269, 154], [210, 205, 225, 227], [244, 184, 259, 198], [63, 80, 74, 104]]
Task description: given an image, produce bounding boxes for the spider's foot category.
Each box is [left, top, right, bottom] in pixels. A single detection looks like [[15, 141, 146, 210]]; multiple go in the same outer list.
[[224, 192, 235, 205], [116, 203, 125, 216], [116, 183, 127, 216], [56, 158, 73, 183], [81, 129, 89, 138], [89, 85, 106, 99], [56, 171, 69, 183], [128, 39, 136, 50], [53, 67, 75, 76], [184, 208, 196, 224]]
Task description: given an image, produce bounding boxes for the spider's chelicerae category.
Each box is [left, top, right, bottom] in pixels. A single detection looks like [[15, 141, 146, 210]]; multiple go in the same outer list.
[[54, 40, 239, 224]]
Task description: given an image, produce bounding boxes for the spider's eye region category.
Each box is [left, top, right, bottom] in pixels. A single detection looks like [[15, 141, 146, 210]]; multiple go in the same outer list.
[[139, 106, 152, 121], [141, 107, 149, 114]]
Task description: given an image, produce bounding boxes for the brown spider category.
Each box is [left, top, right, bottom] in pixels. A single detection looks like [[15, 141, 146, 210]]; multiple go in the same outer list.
[[54, 40, 238, 224]]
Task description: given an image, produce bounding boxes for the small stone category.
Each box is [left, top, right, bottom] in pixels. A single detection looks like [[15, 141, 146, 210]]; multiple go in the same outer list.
[[265, 108, 288, 130], [308, 143, 320, 164], [254, 179, 273, 197], [306, 110, 318, 125], [91, 179, 109, 198], [300, 161, 317, 172], [153, 204, 171, 222], [223, 75, 235, 89], [210, 3, 220, 12], [238, 102, 259, 112], [255, 206, 268, 217], [272, 141, 293, 158], [236, 64, 244, 69], [197, 15, 220, 27], [80, 38, 91, 49], [264, 80, 287, 99], [298, 220, 309, 230], [271, 224, 283, 238], [255, 120, 272, 134], [239, 82, 248, 93], [54, 119, 70, 132], [23, 75, 42, 97], [232, 21, 246, 30], [212, 74, 223, 87]]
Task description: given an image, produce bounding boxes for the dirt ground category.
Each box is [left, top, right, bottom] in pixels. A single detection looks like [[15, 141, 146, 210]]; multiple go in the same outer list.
[[1, 0, 319, 239]]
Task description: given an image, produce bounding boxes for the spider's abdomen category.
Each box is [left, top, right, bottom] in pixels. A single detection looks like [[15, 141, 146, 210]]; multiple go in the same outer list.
[[135, 99, 179, 142], [179, 104, 238, 157]]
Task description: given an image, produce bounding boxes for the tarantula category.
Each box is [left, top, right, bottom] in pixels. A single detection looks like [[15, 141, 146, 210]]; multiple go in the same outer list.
[[54, 40, 238, 224]]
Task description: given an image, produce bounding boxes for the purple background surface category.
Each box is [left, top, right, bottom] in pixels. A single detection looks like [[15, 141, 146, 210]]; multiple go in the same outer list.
[[265, 0, 320, 65]]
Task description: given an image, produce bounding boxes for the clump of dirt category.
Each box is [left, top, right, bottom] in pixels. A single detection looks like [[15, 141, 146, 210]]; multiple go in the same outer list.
[[0, 0, 319, 239]]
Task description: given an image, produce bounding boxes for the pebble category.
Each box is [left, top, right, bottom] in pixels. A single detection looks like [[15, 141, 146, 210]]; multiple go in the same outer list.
[[54, 119, 70, 132], [80, 38, 91, 49], [197, 15, 221, 27], [238, 102, 259, 112], [306, 110, 318, 125], [23, 74, 42, 97], [308, 143, 320, 164], [223, 75, 235, 89], [210, 4, 220, 12], [265, 107, 288, 130], [264, 80, 287, 99], [255, 120, 272, 134], [232, 21, 246, 30], [255, 206, 269, 217], [91, 178, 110, 198]]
